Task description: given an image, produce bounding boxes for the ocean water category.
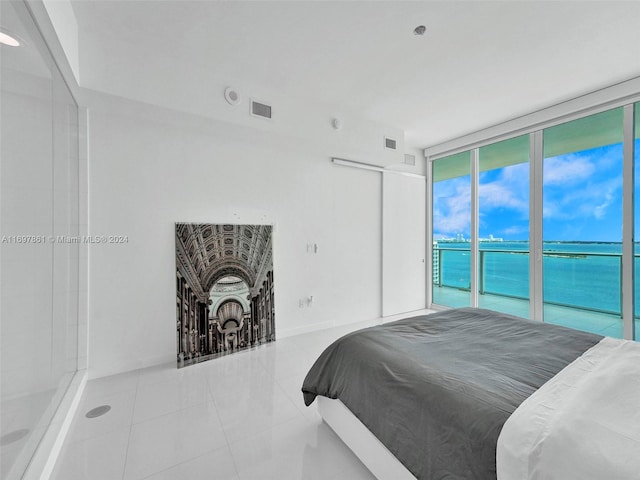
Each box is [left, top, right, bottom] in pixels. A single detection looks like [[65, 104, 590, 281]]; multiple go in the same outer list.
[[434, 241, 639, 314]]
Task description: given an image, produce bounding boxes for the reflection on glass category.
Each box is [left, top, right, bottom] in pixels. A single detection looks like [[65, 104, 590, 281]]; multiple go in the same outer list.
[[478, 135, 530, 318], [543, 108, 624, 337], [432, 151, 471, 307], [0, 1, 79, 477]]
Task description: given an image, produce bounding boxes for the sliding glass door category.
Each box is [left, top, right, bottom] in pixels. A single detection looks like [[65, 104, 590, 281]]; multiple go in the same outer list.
[[478, 135, 530, 318], [432, 151, 471, 307], [542, 108, 624, 336]]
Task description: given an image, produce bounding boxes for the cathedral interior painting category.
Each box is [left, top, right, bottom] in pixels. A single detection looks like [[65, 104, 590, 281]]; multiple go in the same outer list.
[[175, 223, 275, 367]]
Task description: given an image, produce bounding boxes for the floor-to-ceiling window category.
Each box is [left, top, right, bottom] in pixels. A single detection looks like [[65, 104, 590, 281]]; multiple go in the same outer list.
[[542, 108, 624, 337], [0, 2, 79, 477], [432, 151, 471, 307], [478, 135, 530, 318], [429, 102, 640, 340]]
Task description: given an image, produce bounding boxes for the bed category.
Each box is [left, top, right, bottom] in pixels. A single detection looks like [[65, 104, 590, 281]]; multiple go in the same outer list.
[[302, 307, 640, 480]]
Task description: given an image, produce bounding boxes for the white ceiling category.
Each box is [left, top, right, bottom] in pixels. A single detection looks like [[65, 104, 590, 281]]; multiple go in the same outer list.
[[70, 0, 640, 149]]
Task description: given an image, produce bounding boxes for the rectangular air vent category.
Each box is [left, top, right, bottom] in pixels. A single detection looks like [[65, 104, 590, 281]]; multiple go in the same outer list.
[[251, 100, 272, 119], [384, 137, 397, 151], [404, 154, 416, 166]]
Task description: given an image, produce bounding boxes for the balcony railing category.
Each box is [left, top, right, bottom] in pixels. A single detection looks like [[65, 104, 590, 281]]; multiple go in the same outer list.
[[433, 246, 640, 317]]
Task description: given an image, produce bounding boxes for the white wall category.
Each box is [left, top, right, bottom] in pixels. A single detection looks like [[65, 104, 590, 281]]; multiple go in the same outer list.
[[86, 90, 403, 378]]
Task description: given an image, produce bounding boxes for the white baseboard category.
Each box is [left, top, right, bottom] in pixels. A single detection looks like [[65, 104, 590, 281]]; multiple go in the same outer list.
[[22, 370, 87, 480]]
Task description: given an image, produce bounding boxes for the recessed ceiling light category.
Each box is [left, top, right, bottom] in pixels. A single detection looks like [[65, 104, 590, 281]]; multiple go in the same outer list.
[[0, 31, 20, 47], [413, 25, 426, 36]]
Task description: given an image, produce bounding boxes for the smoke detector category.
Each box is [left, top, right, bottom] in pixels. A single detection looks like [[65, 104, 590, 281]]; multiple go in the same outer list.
[[224, 87, 241, 106]]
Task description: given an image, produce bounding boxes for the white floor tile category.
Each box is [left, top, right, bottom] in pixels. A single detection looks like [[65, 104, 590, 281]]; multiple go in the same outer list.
[[142, 445, 240, 480], [124, 401, 227, 480], [67, 389, 136, 443], [206, 356, 273, 404], [82, 369, 140, 404], [276, 371, 320, 423], [137, 360, 209, 388], [50, 427, 129, 480], [257, 345, 317, 381], [132, 374, 212, 424], [50, 320, 388, 480], [228, 417, 368, 480], [215, 381, 303, 444]]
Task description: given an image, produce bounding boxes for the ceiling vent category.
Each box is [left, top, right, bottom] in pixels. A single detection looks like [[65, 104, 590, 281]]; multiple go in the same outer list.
[[384, 137, 397, 151], [404, 154, 416, 166], [251, 100, 272, 120]]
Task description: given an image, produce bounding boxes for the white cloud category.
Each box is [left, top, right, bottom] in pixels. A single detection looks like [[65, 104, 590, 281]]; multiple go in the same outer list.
[[594, 192, 614, 219], [433, 177, 471, 236], [502, 225, 528, 235], [543, 154, 595, 185], [479, 162, 529, 214], [479, 182, 528, 212], [544, 174, 621, 221], [542, 147, 622, 222]]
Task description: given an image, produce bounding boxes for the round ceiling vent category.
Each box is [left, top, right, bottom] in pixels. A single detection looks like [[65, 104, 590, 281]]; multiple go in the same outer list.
[[224, 87, 241, 106]]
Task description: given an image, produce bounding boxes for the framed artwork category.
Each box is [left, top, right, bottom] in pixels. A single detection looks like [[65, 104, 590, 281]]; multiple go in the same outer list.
[[175, 223, 275, 367]]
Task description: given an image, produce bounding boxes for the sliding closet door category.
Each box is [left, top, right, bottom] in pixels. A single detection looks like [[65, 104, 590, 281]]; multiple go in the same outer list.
[[382, 172, 426, 316]]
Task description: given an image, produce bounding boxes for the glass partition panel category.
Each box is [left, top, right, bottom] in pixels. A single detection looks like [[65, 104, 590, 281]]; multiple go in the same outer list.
[[432, 151, 471, 307], [478, 135, 530, 318], [543, 108, 624, 337], [0, 2, 79, 477]]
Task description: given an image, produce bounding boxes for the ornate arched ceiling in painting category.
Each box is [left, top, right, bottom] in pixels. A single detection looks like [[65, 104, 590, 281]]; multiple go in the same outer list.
[[175, 223, 273, 301]]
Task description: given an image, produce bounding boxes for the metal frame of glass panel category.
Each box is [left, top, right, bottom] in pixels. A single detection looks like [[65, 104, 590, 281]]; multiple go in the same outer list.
[[623, 104, 636, 339]]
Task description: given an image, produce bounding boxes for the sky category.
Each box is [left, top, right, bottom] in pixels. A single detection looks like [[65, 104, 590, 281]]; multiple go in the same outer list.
[[433, 142, 637, 242]]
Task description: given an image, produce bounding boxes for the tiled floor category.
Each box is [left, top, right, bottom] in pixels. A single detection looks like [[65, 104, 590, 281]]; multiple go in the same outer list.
[[51, 310, 432, 480], [434, 286, 628, 338]]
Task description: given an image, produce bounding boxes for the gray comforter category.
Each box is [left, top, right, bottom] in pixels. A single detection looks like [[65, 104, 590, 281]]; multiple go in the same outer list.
[[302, 307, 602, 480]]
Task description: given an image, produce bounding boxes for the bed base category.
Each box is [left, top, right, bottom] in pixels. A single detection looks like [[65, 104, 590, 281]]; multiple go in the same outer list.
[[317, 396, 416, 480]]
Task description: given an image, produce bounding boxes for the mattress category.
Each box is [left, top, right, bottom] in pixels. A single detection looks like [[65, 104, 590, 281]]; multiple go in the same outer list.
[[302, 307, 602, 480], [498, 336, 640, 480]]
